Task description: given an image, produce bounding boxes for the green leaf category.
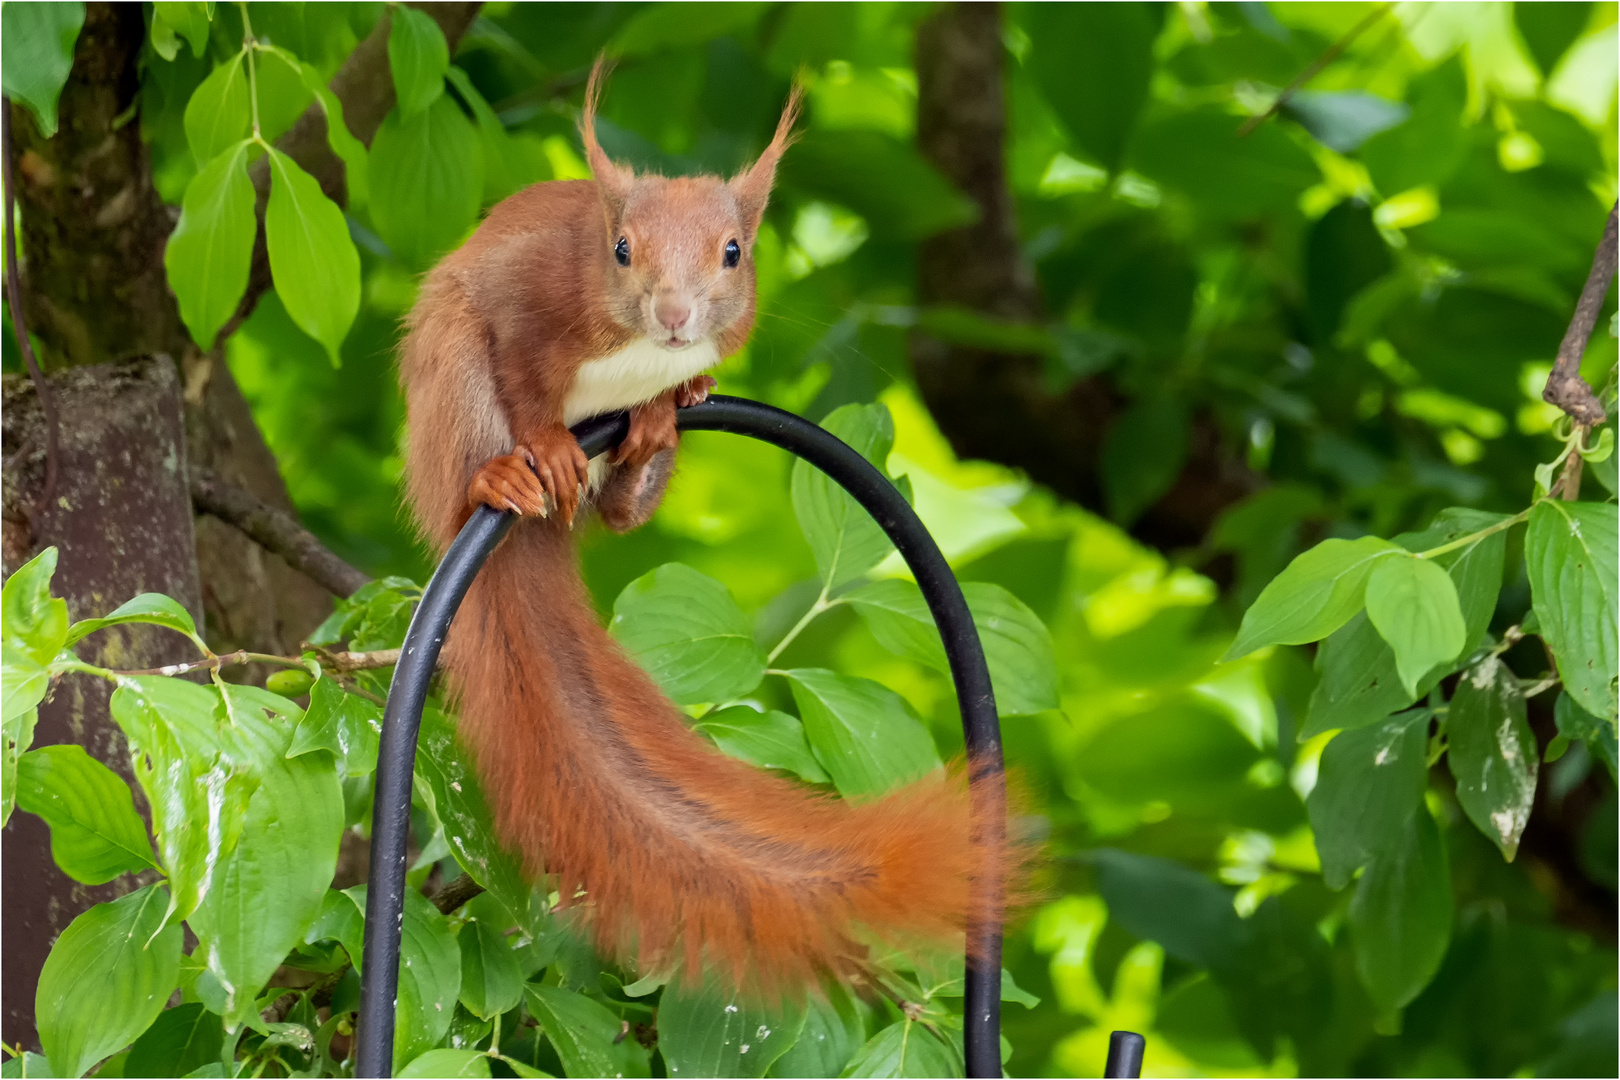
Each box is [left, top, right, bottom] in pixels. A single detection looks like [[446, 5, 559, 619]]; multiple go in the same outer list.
[[456, 920, 522, 1021], [1283, 92, 1409, 154], [3, 546, 70, 664], [388, 5, 449, 121], [1361, 57, 1466, 196], [693, 706, 830, 784], [2, 644, 48, 727], [346, 885, 462, 1065], [781, 669, 941, 798], [791, 404, 902, 591], [369, 92, 484, 268], [0, 2, 85, 137], [264, 147, 362, 365], [524, 985, 650, 1079], [182, 55, 250, 165], [842, 1019, 960, 1079], [188, 685, 342, 1027], [1093, 849, 1241, 970], [1130, 106, 1320, 219], [287, 678, 381, 776], [300, 67, 370, 212], [415, 706, 538, 934], [610, 2, 771, 55], [249, 46, 316, 145], [1554, 690, 1615, 749], [779, 130, 977, 241], [1448, 657, 1538, 860], [845, 579, 1059, 716], [1526, 500, 1618, 722], [65, 592, 204, 651], [1023, 3, 1159, 172], [445, 65, 535, 204], [398, 1050, 492, 1079], [162, 140, 257, 351], [1348, 806, 1452, 1012], [37, 885, 182, 1079], [1100, 395, 1189, 528], [1226, 536, 1401, 660], [766, 982, 863, 1078], [124, 1002, 224, 1078], [108, 678, 256, 924], [14, 744, 156, 883], [1515, 0, 1593, 75], [0, 1052, 52, 1078], [1306, 709, 1431, 889], [149, 2, 211, 61], [305, 889, 366, 974], [610, 563, 766, 705], [2, 701, 39, 828], [1304, 510, 1507, 736], [1364, 555, 1467, 698], [657, 983, 807, 1078]]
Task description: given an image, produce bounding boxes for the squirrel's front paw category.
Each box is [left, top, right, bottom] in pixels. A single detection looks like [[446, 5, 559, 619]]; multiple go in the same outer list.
[[611, 393, 679, 468], [516, 428, 592, 526], [468, 454, 549, 518], [675, 374, 717, 408]]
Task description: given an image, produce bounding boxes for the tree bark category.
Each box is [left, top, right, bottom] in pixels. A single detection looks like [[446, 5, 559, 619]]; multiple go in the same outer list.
[[1, 359, 202, 1047], [0, 1, 479, 1049], [910, 2, 1256, 552]]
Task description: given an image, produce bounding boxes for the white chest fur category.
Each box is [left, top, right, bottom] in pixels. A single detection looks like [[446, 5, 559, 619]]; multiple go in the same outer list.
[[563, 338, 720, 427]]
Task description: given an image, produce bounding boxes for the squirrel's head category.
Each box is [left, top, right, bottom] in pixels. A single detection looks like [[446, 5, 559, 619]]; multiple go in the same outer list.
[[581, 59, 800, 352]]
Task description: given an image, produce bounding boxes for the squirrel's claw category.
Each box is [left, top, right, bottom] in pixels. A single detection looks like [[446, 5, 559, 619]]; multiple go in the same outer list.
[[520, 429, 591, 527], [612, 392, 680, 468], [469, 454, 549, 518], [675, 374, 716, 409]]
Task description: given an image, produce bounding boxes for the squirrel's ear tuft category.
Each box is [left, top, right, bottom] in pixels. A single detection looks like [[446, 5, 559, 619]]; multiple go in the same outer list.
[[582, 55, 632, 225], [731, 83, 802, 241]]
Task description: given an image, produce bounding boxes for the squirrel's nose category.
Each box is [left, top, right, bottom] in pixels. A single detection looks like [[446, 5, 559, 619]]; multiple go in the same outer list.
[[654, 297, 691, 333]]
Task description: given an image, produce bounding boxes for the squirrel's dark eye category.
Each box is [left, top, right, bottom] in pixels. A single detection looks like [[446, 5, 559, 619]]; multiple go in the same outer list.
[[615, 236, 630, 267], [723, 238, 741, 268]]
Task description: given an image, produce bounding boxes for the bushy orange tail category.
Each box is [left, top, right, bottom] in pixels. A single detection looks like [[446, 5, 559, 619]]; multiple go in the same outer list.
[[443, 518, 998, 988]]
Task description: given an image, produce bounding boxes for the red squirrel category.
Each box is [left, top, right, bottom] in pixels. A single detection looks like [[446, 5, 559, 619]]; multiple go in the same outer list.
[[398, 62, 993, 990]]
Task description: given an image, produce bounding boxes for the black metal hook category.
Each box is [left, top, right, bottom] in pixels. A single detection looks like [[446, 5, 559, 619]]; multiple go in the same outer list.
[[356, 396, 1007, 1077]]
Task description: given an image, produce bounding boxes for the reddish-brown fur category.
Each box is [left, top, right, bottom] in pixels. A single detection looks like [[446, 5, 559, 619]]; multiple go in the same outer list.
[[398, 63, 997, 989]]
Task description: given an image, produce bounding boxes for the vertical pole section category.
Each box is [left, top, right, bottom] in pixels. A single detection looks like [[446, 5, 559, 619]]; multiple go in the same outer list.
[[1104, 1030, 1146, 1078], [355, 399, 1006, 1078], [680, 398, 1007, 1079], [355, 412, 624, 1077]]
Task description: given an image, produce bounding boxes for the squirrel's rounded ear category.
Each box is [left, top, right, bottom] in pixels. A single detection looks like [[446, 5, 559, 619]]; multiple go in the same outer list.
[[731, 83, 802, 242], [581, 56, 633, 226]]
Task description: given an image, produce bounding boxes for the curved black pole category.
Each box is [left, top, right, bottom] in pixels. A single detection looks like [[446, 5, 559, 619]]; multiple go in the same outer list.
[[358, 396, 1005, 1077]]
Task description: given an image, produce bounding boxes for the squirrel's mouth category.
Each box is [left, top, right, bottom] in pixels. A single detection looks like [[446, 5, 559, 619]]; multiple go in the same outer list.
[[659, 336, 692, 350]]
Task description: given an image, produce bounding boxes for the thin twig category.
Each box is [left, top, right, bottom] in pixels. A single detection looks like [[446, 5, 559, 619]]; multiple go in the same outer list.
[[191, 467, 371, 598], [108, 649, 308, 677], [1543, 203, 1616, 428], [1237, 4, 1394, 137], [1556, 440, 1586, 501], [2, 98, 60, 519], [432, 872, 486, 915], [312, 647, 402, 672]]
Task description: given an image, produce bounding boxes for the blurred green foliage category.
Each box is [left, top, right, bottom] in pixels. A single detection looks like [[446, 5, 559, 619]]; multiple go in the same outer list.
[[4, 1, 1618, 1077]]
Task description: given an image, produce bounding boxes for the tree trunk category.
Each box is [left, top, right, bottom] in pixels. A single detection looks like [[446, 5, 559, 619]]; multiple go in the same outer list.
[[1, 359, 204, 1046], [910, 2, 1256, 552], [0, 1, 482, 1048]]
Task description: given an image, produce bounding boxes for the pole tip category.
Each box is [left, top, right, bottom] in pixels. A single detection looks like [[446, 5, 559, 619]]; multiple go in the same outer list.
[[1104, 1030, 1146, 1078]]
